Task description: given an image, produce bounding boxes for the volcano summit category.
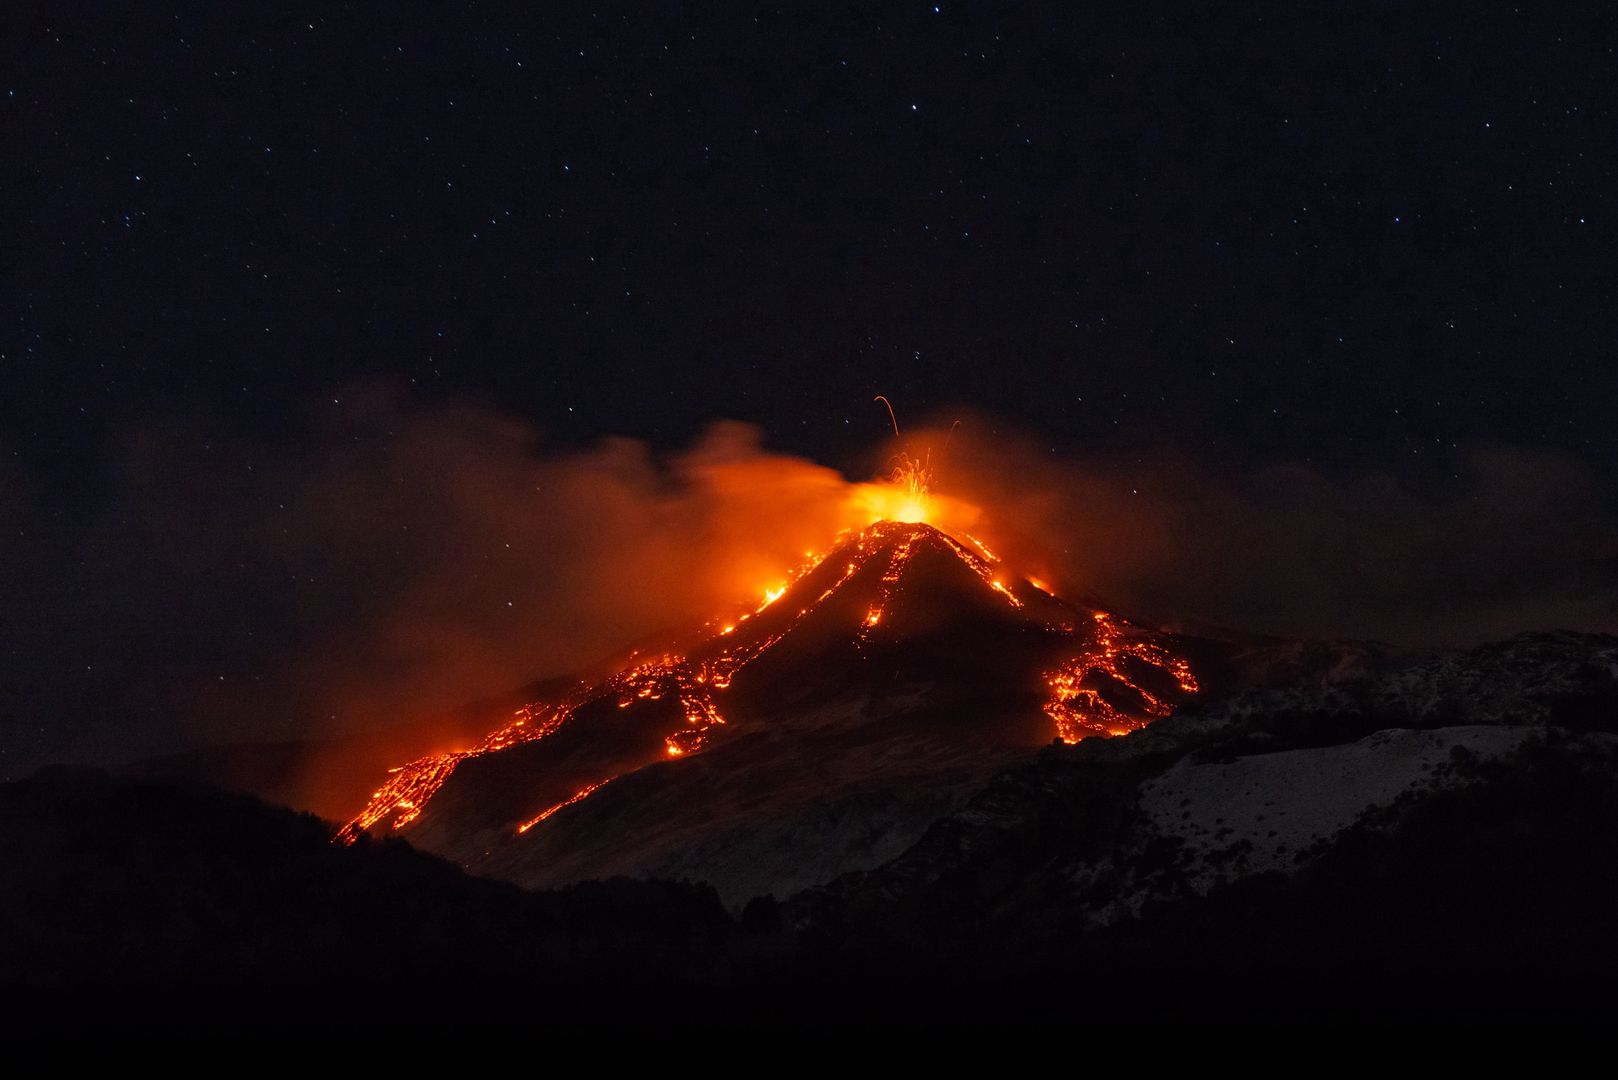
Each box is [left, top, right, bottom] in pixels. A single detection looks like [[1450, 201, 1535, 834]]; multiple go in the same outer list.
[[339, 519, 1199, 903]]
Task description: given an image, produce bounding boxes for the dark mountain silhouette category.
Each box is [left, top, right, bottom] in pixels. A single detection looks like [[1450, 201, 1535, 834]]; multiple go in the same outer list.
[[0, 766, 732, 1021]]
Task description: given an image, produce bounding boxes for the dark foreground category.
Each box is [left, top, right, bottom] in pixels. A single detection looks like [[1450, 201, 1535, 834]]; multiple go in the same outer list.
[[6, 742, 1617, 1027]]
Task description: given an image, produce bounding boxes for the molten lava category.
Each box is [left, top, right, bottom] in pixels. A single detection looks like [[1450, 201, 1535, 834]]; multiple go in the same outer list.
[[337, 476, 1199, 848], [333, 702, 571, 844], [1043, 611, 1200, 740], [517, 779, 611, 834]]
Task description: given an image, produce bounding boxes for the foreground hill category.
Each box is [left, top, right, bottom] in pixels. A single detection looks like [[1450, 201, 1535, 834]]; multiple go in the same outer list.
[[0, 767, 729, 1006]]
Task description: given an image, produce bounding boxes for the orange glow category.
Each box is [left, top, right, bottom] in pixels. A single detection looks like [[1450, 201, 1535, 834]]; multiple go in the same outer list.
[[1043, 611, 1199, 741], [847, 401, 980, 532], [850, 465, 934, 526]]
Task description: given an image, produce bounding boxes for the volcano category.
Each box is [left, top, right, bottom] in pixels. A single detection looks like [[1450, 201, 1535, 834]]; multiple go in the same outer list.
[[340, 520, 1198, 903]]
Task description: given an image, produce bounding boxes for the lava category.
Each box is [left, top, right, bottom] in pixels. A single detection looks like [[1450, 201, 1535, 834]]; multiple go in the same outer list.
[[517, 779, 611, 833], [1043, 611, 1200, 740], [337, 511, 1199, 848], [860, 529, 920, 639], [333, 701, 571, 844]]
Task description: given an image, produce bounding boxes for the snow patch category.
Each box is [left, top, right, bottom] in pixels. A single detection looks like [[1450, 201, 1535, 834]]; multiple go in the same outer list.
[[1137, 725, 1538, 892]]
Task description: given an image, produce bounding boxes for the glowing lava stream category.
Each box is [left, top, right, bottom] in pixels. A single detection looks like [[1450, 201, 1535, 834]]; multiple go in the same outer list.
[[334, 702, 571, 844], [1043, 611, 1200, 740], [517, 780, 610, 834], [336, 517, 1199, 847]]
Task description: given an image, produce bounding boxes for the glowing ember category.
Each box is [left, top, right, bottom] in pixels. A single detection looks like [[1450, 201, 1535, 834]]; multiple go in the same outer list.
[[1043, 611, 1199, 741]]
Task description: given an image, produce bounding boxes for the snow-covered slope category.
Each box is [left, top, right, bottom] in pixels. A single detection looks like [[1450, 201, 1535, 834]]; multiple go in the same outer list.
[[1137, 724, 1538, 890]]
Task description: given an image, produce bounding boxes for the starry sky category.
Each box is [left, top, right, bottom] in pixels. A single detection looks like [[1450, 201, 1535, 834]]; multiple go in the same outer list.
[[3, 4, 1616, 774]]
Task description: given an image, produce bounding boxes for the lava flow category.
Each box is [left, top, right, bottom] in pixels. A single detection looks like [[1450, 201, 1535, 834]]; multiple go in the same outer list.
[[334, 702, 571, 844], [517, 779, 611, 834], [336, 445, 1199, 848], [1043, 610, 1200, 740]]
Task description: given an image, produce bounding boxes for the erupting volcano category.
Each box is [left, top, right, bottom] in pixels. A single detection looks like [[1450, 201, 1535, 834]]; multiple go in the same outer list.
[[337, 450, 1200, 901]]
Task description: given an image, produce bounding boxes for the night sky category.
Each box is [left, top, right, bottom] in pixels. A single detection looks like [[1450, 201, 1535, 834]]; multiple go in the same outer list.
[[4, 4, 1616, 776]]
